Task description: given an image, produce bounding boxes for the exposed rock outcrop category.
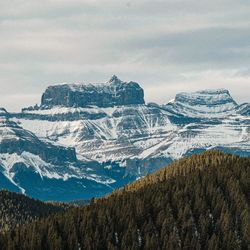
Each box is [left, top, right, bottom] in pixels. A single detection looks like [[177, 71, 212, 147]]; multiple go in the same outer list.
[[41, 75, 145, 108]]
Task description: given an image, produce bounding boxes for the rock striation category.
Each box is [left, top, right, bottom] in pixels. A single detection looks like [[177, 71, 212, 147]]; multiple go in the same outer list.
[[0, 118, 77, 164], [164, 89, 238, 117]]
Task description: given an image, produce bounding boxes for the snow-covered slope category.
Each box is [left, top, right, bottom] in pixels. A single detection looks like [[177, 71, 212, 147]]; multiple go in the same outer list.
[[0, 116, 122, 201], [1, 76, 250, 201], [17, 105, 177, 163]]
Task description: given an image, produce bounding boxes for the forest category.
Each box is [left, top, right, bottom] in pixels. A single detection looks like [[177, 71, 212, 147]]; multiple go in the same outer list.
[[0, 190, 69, 231], [0, 151, 249, 250]]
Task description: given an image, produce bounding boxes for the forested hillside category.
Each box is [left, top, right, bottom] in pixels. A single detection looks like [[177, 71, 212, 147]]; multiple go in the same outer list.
[[0, 151, 249, 250], [0, 190, 68, 231]]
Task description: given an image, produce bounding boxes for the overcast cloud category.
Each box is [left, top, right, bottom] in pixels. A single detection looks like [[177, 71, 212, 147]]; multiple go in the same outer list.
[[0, 0, 250, 111]]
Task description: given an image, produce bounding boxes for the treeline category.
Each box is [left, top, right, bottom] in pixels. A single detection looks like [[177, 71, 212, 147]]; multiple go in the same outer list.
[[0, 190, 68, 232], [0, 151, 249, 249]]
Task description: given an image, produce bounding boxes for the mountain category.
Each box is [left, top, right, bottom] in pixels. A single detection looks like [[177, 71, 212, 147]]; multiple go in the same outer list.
[[163, 89, 238, 118], [0, 189, 68, 231], [40, 75, 144, 108], [0, 76, 249, 201], [0, 151, 249, 249], [0, 114, 120, 201]]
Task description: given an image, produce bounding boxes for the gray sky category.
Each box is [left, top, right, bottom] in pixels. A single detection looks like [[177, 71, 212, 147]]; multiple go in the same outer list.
[[0, 0, 250, 111]]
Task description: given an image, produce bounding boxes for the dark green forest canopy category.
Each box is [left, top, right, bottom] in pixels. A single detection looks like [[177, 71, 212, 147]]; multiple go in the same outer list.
[[0, 151, 249, 250], [0, 190, 70, 231]]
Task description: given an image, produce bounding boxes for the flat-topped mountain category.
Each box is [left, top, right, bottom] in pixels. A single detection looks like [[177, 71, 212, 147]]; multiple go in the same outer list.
[[164, 88, 238, 117], [176, 89, 236, 106], [40, 75, 145, 109], [1, 76, 249, 201]]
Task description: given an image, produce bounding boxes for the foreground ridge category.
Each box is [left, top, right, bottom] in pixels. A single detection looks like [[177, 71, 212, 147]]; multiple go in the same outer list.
[[0, 151, 249, 249]]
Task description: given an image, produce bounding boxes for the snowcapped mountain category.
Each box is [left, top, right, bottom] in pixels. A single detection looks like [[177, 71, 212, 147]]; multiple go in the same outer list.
[[0, 114, 122, 200], [0, 76, 249, 201], [163, 89, 238, 118]]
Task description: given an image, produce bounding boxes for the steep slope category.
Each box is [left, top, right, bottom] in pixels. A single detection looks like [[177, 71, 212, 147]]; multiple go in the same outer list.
[[0, 189, 67, 231], [0, 151, 249, 249], [0, 108, 8, 116], [0, 115, 120, 201], [236, 103, 250, 116]]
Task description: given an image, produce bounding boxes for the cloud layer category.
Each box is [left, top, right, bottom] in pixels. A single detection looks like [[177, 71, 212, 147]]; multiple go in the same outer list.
[[0, 0, 250, 111]]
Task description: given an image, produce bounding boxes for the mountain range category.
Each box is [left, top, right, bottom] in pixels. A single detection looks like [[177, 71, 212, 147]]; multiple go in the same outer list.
[[0, 75, 249, 201]]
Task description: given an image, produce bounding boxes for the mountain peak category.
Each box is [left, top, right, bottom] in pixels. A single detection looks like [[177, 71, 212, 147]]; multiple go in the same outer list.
[[0, 107, 8, 115], [107, 75, 123, 84]]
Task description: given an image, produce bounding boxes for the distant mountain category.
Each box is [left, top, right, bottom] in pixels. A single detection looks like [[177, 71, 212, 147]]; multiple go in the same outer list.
[[40, 75, 144, 108], [0, 76, 249, 201], [163, 89, 237, 117], [0, 189, 67, 231], [0, 116, 119, 201], [1, 151, 249, 249]]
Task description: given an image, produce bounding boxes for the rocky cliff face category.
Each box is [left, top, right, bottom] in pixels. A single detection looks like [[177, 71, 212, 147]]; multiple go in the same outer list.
[[40, 75, 145, 109], [1, 76, 250, 201]]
